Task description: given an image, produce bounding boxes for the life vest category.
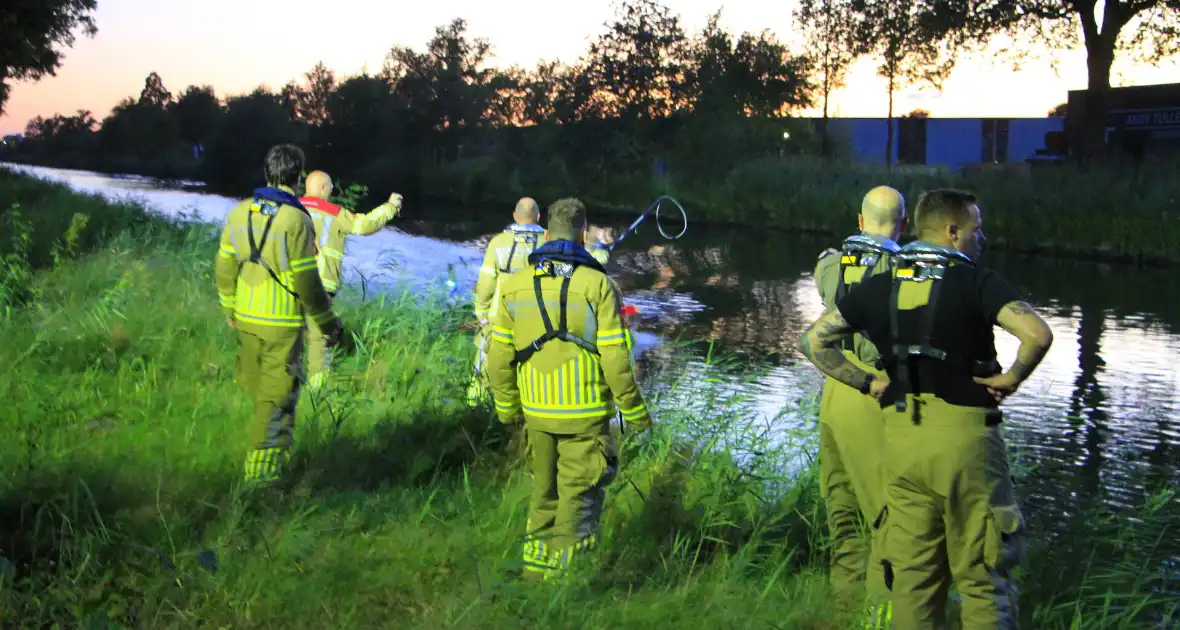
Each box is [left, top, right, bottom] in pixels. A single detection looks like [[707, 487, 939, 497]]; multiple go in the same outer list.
[[834, 234, 900, 353], [883, 242, 1002, 412], [500, 223, 546, 274], [511, 240, 608, 368], [240, 187, 309, 299]]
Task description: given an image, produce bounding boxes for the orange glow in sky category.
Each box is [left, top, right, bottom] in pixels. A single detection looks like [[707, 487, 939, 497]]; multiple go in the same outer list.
[[1, 0, 1176, 135]]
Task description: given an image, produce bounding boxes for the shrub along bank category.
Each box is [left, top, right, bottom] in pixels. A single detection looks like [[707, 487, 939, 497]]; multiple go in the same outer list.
[[419, 156, 1180, 265]]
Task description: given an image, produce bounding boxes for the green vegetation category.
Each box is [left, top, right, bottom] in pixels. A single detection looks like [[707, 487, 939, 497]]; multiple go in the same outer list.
[[2, 162, 1178, 628], [417, 156, 1180, 264]]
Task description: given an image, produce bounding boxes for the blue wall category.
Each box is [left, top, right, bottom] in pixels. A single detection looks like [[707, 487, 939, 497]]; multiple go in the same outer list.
[[827, 119, 897, 165], [813, 117, 1063, 168], [1008, 118, 1064, 163], [926, 119, 982, 168]]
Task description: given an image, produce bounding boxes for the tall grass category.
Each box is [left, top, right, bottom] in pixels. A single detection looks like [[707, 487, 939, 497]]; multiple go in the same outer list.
[[0, 172, 1176, 628], [419, 156, 1180, 264]]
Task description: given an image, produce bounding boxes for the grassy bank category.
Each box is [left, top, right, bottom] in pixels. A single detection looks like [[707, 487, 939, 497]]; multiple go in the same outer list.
[[419, 156, 1180, 265], [0, 173, 1177, 628]]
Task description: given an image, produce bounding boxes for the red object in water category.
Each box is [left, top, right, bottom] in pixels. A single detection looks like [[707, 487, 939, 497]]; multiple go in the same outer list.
[[621, 304, 639, 317]]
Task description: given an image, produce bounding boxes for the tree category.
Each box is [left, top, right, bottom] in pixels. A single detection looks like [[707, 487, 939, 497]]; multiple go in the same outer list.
[[905, 108, 930, 118], [296, 62, 335, 124], [853, 0, 968, 167], [582, 0, 691, 120], [201, 88, 305, 191], [686, 13, 814, 119], [0, 0, 98, 115], [795, 0, 865, 158], [381, 18, 500, 160], [971, 0, 1180, 164], [321, 73, 402, 171], [139, 72, 173, 107], [1048, 102, 1067, 117], [171, 85, 221, 149], [278, 81, 302, 121]]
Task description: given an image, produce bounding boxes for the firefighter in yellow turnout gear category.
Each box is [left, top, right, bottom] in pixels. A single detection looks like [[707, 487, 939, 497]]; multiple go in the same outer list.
[[486, 198, 651, 579], [299, 170, 402, 388], [813, 186, 907, 627], [214, 145, 342, 485], [468, 198, 546, 406], [584, 224, 614, 266], [801, 189, 1054, 629]]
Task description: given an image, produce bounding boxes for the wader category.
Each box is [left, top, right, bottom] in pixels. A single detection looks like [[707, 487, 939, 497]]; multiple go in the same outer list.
[[819, 234, 899, 624], [469, 229, 544, 406], [875, 243, 1025, 629], [235, 199, 307, 484], [515, 260, 618, 579]]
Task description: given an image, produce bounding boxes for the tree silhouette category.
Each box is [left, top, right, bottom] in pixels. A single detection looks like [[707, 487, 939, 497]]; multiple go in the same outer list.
[[0, 0, 98, 114]]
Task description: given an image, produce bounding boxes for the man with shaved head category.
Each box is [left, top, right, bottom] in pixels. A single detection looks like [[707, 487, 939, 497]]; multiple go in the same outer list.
[[299, 170, 403, 388], [811, 185, 908, 627], [467, 197, 547, 406]]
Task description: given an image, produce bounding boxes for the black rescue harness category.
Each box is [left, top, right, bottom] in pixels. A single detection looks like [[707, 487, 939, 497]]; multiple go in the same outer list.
[[511, 260, 601, 368], [238, 196, 307, 299], [833, 234, 900, 353], [883, 243, 1002, 413], [500, 227, 545, 274]]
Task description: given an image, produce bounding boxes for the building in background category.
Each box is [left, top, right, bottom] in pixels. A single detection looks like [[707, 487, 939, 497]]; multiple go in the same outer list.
[[1065, 81, 1180, 160], [810, 117, 1064, 169]]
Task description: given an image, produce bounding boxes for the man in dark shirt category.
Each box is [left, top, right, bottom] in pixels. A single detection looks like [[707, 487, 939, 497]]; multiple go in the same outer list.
[[799, 189, 1054, 629]]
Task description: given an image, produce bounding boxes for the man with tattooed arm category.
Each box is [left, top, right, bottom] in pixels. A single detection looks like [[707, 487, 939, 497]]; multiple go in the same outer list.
[[799, 189, 1054, 630]]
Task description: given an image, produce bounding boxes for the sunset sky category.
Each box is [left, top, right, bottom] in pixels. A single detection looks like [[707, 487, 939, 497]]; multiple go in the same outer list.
[[2, 0, 1177, 136]]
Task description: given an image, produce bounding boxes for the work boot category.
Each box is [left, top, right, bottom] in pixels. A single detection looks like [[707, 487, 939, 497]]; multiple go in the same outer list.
[[465, 378, 490, 408], [243, 446, 289, 487], [521, 539, 556, 581], [864, 601, 893, 629]]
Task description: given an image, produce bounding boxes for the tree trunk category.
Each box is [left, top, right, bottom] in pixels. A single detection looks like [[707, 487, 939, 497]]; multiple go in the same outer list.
[[885, 72, 895, 169], [821, 85, 831, 160], [1081, 44, 1115, 166], [1078, 9, 1118, 167]]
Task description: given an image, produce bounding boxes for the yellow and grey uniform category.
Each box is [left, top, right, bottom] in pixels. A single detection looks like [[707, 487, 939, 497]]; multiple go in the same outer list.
[[813, 232, 898, 624], [486, 248, 650, 578], [302, 195, 400, 386], [213, 186, 337, 484], [837, 241, 1024, 629], [586, 242, 610, 266], [468, 223, 546, 405]]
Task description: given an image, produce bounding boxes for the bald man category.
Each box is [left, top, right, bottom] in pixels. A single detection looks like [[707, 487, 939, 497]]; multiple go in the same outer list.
[[812, 185, 907, 627], [467, 197, 547, 406], [300, 171, 403, 388]]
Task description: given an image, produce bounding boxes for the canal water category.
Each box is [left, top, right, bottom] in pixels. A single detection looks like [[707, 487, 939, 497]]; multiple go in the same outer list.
[[6, 163, 1178, 595]]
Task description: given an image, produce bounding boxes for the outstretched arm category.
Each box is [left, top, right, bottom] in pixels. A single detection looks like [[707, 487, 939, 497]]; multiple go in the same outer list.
[[337, 193, 402, 236], [799, 309, 877, 392]]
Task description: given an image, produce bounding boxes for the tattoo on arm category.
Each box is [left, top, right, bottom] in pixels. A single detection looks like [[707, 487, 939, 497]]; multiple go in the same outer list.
[[1000, 301, 1052, 382], [1004, 301, 1037, 318], [800, 311, 873, 391]]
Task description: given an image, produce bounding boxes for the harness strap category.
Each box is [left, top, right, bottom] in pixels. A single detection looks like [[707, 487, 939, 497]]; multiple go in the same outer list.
[[241, 202, 300, 299], [500, 233, 539, 274], [888, 273, 907, 413], [512, 270, 600, 367], [887, 264, 1001, 416]]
